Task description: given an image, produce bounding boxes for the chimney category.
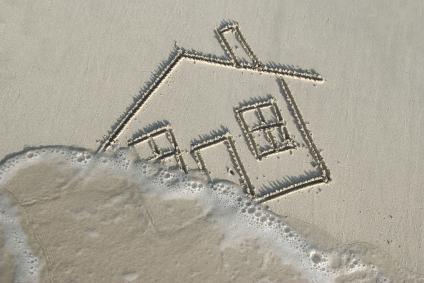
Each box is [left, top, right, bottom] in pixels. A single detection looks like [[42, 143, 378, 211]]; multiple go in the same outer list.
[[216, 22, 260, 68]]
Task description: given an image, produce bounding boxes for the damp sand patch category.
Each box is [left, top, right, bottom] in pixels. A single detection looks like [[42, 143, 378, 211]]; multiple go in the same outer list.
[[0, 147, 418, 282]]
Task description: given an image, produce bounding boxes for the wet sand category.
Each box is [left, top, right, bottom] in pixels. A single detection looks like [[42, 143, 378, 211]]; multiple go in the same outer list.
[[1, 159, 306, 282], [0, 148, 417, 282]]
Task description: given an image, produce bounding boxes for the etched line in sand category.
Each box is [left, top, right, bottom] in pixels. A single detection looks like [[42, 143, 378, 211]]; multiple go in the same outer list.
[[253, 79, 331, 202], [278, 78, 330, 182], [191, 129, 254, 196], [96, 49, 185, 153]]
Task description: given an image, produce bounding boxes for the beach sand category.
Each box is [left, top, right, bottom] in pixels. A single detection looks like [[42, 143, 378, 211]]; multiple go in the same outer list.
[[1, 0, 424, 281], [0, 148, 418, 282], [0, 160, 306, 282]]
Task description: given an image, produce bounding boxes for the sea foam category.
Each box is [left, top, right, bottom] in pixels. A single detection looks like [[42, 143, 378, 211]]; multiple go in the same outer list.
[[0, 146, 399, 282]]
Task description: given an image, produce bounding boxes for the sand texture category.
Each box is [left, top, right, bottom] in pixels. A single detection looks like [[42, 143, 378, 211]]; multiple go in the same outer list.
[[1, 0, 424, 281], [1, 160, 307, 282], [1, 148, 421, 282]]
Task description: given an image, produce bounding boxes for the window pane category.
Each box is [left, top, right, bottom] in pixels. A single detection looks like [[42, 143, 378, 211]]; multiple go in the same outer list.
[[153, 133, 174, 154], [269, 127, 286, 148], [253, 129, 273, 154], [242, 109, 261, 129], [259, 105, 278, 124], [133, 140, 155, 160]]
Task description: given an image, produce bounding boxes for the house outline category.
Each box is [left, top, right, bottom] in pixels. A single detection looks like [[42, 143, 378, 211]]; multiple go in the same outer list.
[[96, 20, 331, 202]]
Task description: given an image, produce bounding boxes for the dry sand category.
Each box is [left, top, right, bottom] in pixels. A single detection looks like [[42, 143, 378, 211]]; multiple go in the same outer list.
[[1, 0, 424, 281]]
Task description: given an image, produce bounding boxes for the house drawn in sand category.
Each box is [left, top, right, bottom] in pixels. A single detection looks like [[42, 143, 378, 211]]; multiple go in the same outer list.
[[97, 21, 330, 202]]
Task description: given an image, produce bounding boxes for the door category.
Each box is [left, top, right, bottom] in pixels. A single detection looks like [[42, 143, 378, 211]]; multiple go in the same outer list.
[[191, 131, 253, 196]]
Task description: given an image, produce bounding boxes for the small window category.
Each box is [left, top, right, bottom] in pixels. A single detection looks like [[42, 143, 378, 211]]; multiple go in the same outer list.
[[234, 97, 295, 160], [128, 125, 187, 172]]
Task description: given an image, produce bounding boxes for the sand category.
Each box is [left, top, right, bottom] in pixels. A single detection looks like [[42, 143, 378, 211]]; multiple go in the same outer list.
[[0, 147, 420, 282], [0, 157, 307, 282], [1, 0, 424, 281]]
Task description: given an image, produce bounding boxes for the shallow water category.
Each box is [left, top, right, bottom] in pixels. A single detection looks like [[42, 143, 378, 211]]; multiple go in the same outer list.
[[0, 146, 420, 282]]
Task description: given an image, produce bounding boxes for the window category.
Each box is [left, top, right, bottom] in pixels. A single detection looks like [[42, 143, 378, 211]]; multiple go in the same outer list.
[[234, 97, 296, 160], [128, 125, 187, 172]]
